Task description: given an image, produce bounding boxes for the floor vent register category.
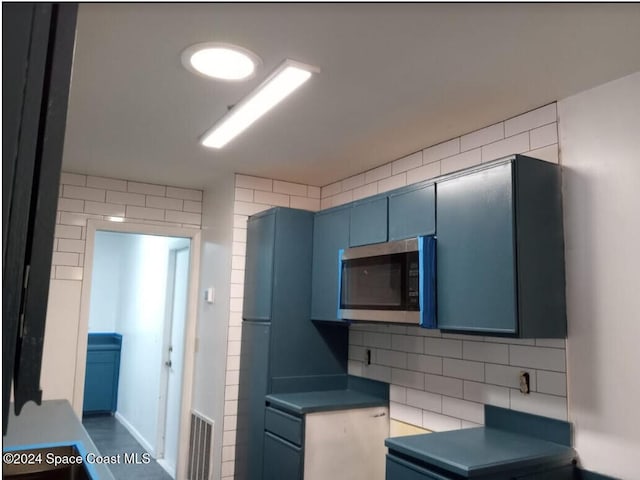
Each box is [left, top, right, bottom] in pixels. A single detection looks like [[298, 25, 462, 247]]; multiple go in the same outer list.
[[187, 410, 213, 480]]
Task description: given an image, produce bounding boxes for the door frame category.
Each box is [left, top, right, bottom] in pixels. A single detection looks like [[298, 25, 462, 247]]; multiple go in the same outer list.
[[73, 219, 201, 480], [156, 244, 190, 474]]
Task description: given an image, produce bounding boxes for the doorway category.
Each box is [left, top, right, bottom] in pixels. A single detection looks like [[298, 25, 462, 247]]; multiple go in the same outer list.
[[157, 245, 190, 475], [77, 221, 200, 479]]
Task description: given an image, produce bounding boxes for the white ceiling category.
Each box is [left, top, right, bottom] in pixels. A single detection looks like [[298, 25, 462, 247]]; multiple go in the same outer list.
[[62, 3, 640, 189]]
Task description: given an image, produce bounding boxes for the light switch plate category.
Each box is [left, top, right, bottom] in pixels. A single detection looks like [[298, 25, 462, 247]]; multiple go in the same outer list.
[[205, 287, 215, 304]]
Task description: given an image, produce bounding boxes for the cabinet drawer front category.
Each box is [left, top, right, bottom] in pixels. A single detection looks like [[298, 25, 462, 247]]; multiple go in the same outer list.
[[263, 432, 302, 480], [386, 455, 453, 480], [265, 407, 303, 446]]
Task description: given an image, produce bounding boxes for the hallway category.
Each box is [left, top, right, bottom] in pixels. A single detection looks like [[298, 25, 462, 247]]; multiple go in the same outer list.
[[83, 415, 173, 480]]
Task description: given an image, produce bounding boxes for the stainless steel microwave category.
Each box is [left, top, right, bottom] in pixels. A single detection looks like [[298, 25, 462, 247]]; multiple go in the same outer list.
[[338, 235, 436, 327]]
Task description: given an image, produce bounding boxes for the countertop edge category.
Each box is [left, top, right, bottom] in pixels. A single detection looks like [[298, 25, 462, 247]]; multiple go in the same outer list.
[[385, 428, 576, 478], [266, 389, 388, 415]]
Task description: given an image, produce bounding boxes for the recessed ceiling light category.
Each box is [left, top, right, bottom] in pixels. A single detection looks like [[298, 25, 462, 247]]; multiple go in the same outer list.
[[181, 42, 260, 81], [200, 59, 319, 149]]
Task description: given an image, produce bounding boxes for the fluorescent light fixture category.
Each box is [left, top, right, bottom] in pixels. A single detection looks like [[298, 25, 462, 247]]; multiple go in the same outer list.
[[201, 59, 319, 149], [182, 42, 260, 81]]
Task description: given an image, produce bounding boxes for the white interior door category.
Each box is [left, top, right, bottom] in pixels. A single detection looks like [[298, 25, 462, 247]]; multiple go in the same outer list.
[[158, 246, 190, 477]]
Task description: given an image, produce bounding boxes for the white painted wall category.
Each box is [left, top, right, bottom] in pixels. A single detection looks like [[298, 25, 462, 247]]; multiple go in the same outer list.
[[41, 281, 83, 401], [114, 233, 175, 453], [559, 71, 640, 479], [88, 232, 129, 332], [191, 173, 234, 480]]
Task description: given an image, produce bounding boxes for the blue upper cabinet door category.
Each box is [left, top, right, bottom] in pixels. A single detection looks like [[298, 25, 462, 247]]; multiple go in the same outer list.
[[436, 162, 517, 334], [311, 207, 350, 322], [349, 197, 388, 247], [388, 184, 436, 241], [243, 211, 276, 321]]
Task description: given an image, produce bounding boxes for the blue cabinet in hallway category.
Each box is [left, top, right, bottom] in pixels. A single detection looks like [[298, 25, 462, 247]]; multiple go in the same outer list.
[[311, 206, 350, 322], [83, 333, 122, 415], [236, 208, 348, 480], [435, 155, 566, 337]]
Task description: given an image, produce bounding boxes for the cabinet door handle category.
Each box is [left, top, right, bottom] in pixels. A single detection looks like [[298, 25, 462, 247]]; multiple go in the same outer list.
[[165, 360, 172, 367], [372, 412, 386, 418]]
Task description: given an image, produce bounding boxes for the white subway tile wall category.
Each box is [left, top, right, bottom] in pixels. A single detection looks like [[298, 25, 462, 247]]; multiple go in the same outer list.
[[52, 173, 202, 281], [221, 174, 320, 479], [320, 103, 560, 207]]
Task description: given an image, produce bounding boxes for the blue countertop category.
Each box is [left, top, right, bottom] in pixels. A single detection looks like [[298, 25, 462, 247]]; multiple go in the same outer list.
[[266, 388, 388, 415], [385, 426, 575, 478], [4, 400, 115, 480]]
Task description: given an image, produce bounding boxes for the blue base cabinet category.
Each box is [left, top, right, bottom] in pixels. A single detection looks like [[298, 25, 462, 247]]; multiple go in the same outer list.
[[386, 454, 453, 480], [435, 155, 566, 337], [385, 455, 574, 480], [82, 333, 122, 415], [385, 406, 575, 480], [263, 407, 304, 480], [263, 432, 303, 480]]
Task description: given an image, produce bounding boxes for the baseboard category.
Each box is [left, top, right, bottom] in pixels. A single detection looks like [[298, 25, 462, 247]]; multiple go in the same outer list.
[[114, 411, 156, 457], [156, 458, 175, 478]]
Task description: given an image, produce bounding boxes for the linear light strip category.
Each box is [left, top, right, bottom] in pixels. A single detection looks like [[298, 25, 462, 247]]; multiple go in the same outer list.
[[201, 59, 319, 149]]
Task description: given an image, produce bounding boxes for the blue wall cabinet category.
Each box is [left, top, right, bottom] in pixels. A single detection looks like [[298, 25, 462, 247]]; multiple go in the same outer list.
[[349, 197, 388, 246], [236, 208, 348, 480], [310, 206, 350, 322], [388, 184, 436, 241], [436, 155, 566, 337], [242, 211, 275, 321]]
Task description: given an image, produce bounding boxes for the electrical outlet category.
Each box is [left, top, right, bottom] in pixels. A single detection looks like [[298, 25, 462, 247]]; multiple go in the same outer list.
[[519, 371, 530, 394]]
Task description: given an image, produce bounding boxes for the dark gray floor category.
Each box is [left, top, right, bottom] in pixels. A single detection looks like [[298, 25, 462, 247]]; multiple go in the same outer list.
[[83, 415, 173, 480]]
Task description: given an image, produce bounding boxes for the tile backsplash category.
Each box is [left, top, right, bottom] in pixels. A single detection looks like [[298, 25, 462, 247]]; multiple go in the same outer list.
[[349, 325, 567, 430]]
